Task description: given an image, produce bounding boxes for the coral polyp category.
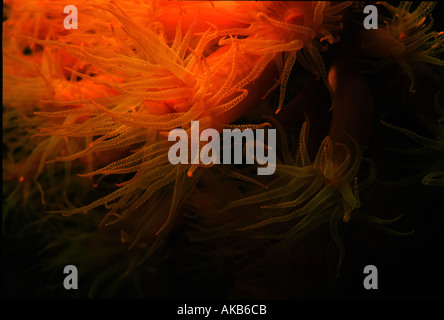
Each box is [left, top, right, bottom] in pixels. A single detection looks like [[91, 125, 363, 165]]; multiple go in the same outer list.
[[360, 1, 444, 92], [215, 1, 353, 112]]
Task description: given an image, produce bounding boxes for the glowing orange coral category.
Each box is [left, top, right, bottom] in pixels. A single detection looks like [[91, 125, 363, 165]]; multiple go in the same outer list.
[[11, 1, 282, 262]]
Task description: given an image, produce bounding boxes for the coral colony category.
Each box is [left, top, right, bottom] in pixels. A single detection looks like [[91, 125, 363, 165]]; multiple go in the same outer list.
[[2, 1, 444, 298]]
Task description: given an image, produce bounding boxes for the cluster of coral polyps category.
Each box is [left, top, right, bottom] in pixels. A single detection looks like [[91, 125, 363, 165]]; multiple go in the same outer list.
[[3, 1, 443, 297]]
